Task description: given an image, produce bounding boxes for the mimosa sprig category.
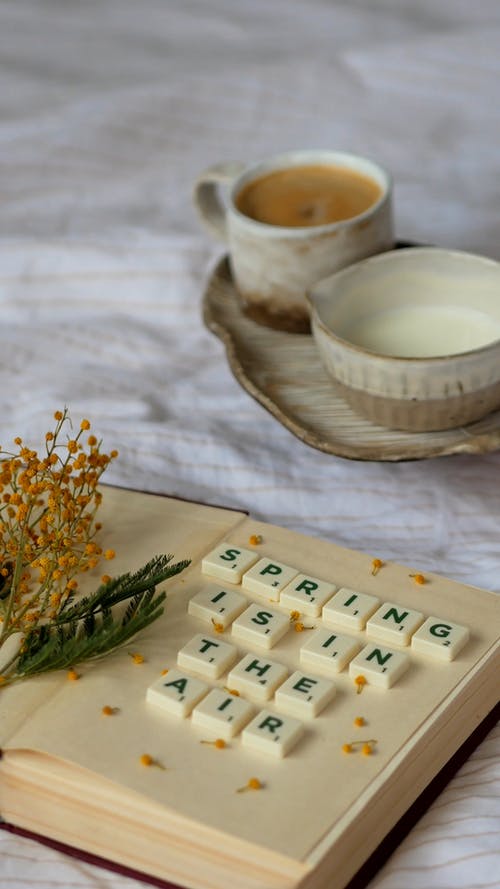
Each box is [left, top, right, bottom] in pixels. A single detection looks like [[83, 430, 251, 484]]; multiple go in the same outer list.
[[0, 410, 189, 686]]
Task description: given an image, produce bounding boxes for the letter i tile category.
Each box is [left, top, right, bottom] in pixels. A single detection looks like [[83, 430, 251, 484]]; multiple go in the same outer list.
[[323, 588, 380, 631], [192, 688, 255, 739], [188, 584, 247, 629]]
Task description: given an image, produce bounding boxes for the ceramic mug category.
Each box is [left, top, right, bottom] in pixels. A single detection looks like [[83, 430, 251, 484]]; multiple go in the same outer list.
[[193, 150, 394, 333]]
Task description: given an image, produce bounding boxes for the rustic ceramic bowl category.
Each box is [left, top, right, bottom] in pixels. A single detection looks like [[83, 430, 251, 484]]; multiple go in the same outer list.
[[307, 248, 500, 431]]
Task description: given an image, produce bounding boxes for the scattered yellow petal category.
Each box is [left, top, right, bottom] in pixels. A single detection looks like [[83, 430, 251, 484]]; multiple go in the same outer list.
[[101, 705, 119, 716], [224, 687, 240, 696], [129, 652, 145, 664], [161, 668, 169, 676], [371, 558, 384, 575], [237, 777, 263, 793], [294, 621, 313, 632], [289, 610, 301, 622], [354, 716, 365, 727], [101, 574, 111, 584], [201, 738, 227, 750], [410, 573, 426, 585], [249, 534, 262, 545], [211, 619, 224, 633], [343, 738, 377, 754], [140, 753, 166, 770], [67, 668, 80, 681], [354, 675, 367, 694]]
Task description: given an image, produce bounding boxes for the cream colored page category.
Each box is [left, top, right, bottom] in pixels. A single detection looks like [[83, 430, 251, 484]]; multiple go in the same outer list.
[[5, 512, 499, 861], [0, 487, 246, 747]]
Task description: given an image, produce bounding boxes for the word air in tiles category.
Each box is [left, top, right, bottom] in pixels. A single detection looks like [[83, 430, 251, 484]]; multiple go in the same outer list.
[[145, 542, 471, 759]]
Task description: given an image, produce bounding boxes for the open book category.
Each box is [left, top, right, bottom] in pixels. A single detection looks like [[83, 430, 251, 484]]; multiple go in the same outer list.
[[1, 486, 498, 889]]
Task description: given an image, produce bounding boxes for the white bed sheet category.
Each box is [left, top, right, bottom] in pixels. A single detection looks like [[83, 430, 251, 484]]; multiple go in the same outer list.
[[0, 1, 499, 887]]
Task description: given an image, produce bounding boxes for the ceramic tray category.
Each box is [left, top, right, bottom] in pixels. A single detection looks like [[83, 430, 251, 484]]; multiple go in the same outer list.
[[203, 256, 500, 462]]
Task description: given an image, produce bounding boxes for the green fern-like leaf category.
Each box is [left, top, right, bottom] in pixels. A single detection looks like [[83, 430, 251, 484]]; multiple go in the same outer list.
[[9, 553, 189, 683]]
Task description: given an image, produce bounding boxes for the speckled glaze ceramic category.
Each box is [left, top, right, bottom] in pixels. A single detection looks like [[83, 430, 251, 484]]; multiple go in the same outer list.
[[308, 248, 500, 432], [193, 150, 393, 333]]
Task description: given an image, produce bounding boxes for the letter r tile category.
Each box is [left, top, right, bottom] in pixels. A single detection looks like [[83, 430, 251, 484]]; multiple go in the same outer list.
[[242, 709, 305, 758]]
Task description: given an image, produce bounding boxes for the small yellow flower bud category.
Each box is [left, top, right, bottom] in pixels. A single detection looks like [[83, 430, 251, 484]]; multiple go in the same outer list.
[[237, 777, 263, 793]]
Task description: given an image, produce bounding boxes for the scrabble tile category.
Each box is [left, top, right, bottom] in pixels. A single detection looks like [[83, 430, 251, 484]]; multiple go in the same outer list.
[[177, 633, 237, 679], [241, 558, 299, 602], [202, 543, 259, 583], [227, 653, 288, 701], [323, 588, 380, 631], [349, 644, 410, 689], [242, 709, 305, 758], [231, 603, 290, 649], [188, 584, 247, 630], [146, 669, 209, 718], [191, 688, 255, 739], [280, 573, 337, 617], [366, 602, 425, 647], [300, 627, 361, 675], [275, 670, 336, 719], [411, 616, 470, 661]]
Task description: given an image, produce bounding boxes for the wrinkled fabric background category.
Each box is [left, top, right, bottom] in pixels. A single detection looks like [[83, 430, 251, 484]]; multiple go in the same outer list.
[[0, 1, 499, 887]]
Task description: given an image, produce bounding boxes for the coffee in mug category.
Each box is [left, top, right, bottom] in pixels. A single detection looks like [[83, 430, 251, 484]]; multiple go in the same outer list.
[[194, 150, 393, 333], [235, 164, 382, 228]]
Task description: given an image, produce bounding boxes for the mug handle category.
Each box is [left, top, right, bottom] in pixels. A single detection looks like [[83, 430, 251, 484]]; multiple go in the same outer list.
[[193, 161, 246, 241]]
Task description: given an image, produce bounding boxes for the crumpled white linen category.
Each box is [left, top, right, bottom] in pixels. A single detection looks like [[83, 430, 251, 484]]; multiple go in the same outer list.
[[0, 1, 499, 888]]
